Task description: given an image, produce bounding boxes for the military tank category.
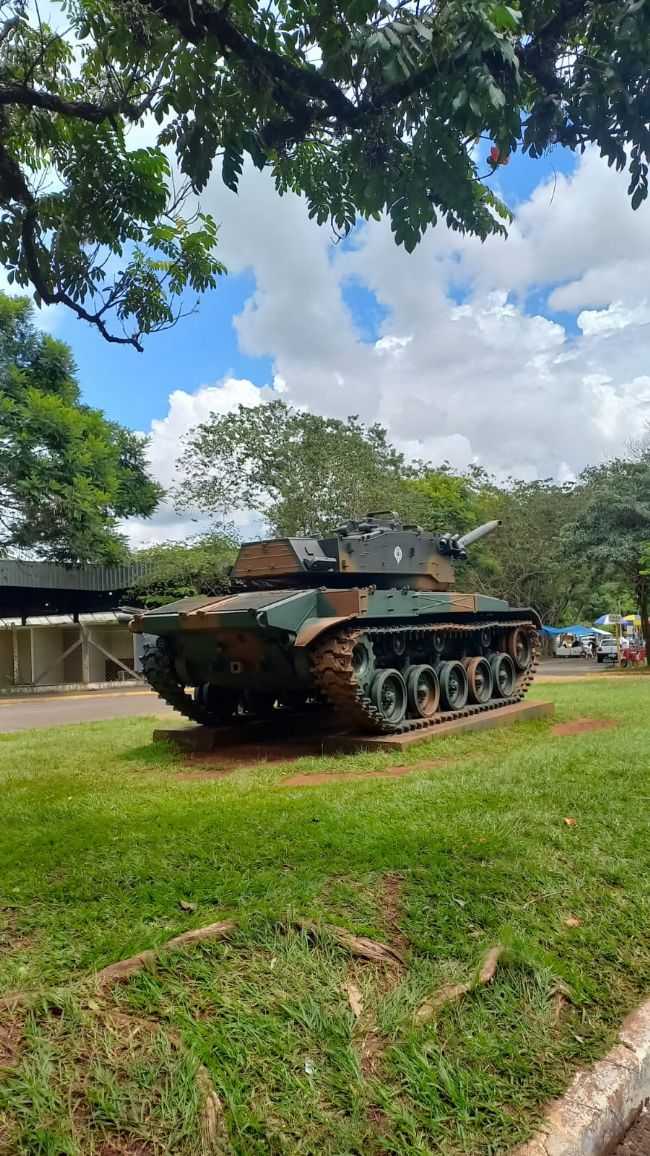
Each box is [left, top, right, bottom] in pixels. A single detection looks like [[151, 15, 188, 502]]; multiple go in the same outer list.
[[131, 514, 540, 734]]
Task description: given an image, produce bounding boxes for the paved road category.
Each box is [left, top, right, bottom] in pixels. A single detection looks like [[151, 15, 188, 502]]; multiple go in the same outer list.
[[0, 688, 173, 733], [0, 658, 627, 733], [539, 658, 604, 677]]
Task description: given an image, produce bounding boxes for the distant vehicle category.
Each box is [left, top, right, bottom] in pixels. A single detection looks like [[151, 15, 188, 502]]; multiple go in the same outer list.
[[596, 634, 618, 662]]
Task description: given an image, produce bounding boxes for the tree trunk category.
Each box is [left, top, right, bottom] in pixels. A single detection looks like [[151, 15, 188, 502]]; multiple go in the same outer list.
[[638, 576, 650, 666]]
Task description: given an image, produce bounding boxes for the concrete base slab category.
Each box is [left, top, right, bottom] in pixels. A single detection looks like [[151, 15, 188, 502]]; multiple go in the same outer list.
[[153, 700, 554, 756], [321, 700, 554, 753]]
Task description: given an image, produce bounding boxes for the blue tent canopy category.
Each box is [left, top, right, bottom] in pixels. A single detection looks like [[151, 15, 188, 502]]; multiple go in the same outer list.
[[542, 624, 596, 637]]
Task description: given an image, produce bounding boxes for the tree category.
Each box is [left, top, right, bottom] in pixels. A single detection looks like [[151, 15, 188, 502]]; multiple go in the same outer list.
[[127, 532, 238, 607], [466, 477, 589, 624], [401, 467, 484, 534], [566, 455, 650, 663], [0, 292, 161, 561], [176, 400, 412, 536], [1, 0, 649, 347]]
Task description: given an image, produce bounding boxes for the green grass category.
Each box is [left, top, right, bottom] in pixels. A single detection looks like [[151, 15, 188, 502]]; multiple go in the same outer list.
[[1, 680, 649, 1154]]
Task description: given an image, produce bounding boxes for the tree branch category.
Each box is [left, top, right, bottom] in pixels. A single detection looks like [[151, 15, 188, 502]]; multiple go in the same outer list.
[[0, 129, 143, 349], [143, 0, 359, 124], [0, 81, 161, 123], [0, 13, 20, 49]]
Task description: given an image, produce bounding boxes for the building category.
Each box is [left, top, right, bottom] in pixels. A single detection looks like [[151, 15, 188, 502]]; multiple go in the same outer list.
[[0, 560, 148, 690]]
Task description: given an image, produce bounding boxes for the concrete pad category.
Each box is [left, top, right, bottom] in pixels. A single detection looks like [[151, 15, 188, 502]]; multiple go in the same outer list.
[[154, 700, 555, 757], [322, 700, 555, 753]]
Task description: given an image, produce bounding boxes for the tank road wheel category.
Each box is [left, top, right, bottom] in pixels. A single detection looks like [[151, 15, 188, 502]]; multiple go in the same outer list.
[[351, 636, 375, 690], [370, 669, 407, 726], [507, 627, 533, 672], [194, 683, 240, 724], [463, 657, 493, 704], [439, 660, 469, 711], [490, 653, 516, 698], [406, 665, 440, 719]]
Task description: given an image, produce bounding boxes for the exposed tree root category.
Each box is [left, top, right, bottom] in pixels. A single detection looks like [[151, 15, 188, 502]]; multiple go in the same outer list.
[[414, 945, 505, 1024]]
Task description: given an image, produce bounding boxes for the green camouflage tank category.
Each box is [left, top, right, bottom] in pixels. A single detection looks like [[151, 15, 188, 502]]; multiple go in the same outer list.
[[131, 514, 540, 734]]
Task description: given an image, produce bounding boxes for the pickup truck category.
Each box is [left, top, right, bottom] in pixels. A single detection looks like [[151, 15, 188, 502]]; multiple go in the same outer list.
[[596, 634, 618, 662]]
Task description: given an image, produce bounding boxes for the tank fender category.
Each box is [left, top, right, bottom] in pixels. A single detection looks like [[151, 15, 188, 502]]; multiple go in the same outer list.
[[294, 615, 357, 648]]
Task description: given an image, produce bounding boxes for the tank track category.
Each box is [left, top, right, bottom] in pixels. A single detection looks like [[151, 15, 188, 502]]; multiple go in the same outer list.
[[141, 637, 218, 727], [311, 619, 539, 735]]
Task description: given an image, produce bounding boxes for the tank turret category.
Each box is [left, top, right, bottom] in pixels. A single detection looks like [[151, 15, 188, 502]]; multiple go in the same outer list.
[[230, 514, 502, 592]]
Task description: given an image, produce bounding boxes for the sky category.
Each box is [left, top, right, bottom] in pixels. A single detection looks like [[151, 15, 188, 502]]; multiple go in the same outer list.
[[32, 140, 650, 546]]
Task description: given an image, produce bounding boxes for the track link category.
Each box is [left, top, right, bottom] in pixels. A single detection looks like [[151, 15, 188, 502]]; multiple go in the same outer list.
[[311, 619, 539, 734], [141, 638, 218, 726]]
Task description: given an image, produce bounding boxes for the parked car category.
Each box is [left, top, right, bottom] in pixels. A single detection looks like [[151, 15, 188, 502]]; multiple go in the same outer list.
[[596, 634, 618, 662]]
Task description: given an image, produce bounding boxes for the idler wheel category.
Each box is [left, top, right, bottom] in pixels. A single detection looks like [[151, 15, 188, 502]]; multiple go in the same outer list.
[[351, 636, 375, 689], [490, 653, 516, 698], [370, 668, 407, 726], [463, 656, 493, 704], [507, 627, 533, 671], [439, 660, 469, 711], [193, 684, 240, 723], [406, 664, 440, 719]]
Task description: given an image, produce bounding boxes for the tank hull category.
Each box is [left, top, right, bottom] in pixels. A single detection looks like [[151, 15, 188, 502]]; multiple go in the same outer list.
[[135, 587, 541, 733]]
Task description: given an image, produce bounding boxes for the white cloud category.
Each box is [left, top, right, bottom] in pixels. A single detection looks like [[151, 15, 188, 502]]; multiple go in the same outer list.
[[212, 150, 650, 478], [123, 376, 271, 547], [124, 145, 650, 543], [577, 301, 650, 336]]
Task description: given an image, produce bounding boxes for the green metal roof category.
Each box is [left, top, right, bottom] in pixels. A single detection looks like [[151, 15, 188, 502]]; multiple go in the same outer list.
[[0, 559, 147, 592]]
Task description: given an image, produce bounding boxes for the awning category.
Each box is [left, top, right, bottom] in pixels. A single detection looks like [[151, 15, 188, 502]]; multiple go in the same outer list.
[[0, 611, 131, 630]]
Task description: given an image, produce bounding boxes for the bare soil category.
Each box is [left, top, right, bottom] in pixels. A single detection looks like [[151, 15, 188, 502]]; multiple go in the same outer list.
[[0, 1015, 24, 1069], [178, 740, 330, 778], [96, 1138, 156, 1156], [551, 718, 618, 736], [0, 906, 34, 954], [279, 758, 450, 787], [614, 1111, 650, 1156], [379, 872, 408, 953]]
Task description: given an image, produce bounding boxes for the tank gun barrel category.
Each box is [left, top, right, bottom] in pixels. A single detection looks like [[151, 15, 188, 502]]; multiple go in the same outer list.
[[456, 520, 501, 551]]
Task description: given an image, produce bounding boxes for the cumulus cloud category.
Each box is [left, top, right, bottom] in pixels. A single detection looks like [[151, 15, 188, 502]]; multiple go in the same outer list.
[[124, 376, 272, 547], [125, 145, 650, 544]]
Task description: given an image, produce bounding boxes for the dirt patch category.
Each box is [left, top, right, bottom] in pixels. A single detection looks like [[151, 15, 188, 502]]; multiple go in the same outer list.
[[0, 1014, 24, 1069], [552, 718, 618, 736], [360, 1029, 386, 1078], [379, 873, 408, 954], [614, 1110, 650, 1156], [178, 740, 329, 778], [0, 907, 34, 954], [279, 758, 450, 787], [96, 1138, 155, 1156]]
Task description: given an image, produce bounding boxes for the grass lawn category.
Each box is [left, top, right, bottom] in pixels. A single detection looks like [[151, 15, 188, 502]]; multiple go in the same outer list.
[[1, 679, 649, 1155]]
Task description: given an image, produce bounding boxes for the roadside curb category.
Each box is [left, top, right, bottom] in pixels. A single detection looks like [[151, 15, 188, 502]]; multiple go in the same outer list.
[[515, 1000, 650, 1156]]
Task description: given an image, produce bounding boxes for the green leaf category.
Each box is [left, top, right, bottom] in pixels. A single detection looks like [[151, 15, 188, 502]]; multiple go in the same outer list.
[[222, 145, 244, 193]]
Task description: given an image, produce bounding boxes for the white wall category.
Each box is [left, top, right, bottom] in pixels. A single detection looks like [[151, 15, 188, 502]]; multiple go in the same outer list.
[[31, 627, 65, 685]]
